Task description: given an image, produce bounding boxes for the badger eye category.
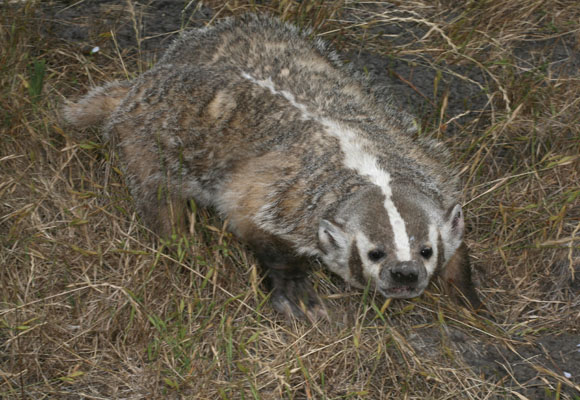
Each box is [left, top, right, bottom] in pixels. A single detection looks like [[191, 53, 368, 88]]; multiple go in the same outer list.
[[368, 249, 385, 262], [420, 247, 433, 259]]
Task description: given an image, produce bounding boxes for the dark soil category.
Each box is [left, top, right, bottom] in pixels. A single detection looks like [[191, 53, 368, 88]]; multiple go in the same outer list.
[[35, 1, 580, 398]]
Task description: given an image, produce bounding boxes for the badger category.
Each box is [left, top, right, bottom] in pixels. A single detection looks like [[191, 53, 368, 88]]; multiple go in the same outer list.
[[64, 14, 481, 320]]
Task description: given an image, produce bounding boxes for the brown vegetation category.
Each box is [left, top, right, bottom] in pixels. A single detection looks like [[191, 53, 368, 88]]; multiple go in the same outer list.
[[1, 1, 578, 398]]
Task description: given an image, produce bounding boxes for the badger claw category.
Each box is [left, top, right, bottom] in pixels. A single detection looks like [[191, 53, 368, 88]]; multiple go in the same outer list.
[[270, 277, 329, 322]]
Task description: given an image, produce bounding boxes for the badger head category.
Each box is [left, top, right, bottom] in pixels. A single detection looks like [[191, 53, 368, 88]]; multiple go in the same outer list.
[[318, 185, 464, 299]]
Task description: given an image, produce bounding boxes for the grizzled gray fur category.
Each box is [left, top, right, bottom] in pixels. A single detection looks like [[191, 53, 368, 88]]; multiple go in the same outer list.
[[64, 14, 481, 319]]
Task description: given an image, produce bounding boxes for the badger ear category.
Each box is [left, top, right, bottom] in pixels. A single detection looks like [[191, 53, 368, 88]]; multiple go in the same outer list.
[[446, 203, 464, 241], [318, 219, 348, 253]]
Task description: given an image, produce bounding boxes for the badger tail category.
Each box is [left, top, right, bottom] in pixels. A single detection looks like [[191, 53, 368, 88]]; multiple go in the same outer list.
[[62, 81, 131, 128]]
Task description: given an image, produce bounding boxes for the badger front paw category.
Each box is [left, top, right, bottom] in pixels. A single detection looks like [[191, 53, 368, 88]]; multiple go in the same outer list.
[[247, 233, 329, 321], [269, 274, 329, 321]]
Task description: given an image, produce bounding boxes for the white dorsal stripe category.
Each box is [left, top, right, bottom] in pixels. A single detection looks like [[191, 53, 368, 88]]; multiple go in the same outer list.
[[241, 72, 412, 261]]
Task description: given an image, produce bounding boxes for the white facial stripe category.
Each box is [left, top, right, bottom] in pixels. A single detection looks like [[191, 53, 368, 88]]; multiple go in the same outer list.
[[356, 232, 380, 281], [241, 72, 412, 261], [425, 223, 439, 276], [321, 119, 411, 261]]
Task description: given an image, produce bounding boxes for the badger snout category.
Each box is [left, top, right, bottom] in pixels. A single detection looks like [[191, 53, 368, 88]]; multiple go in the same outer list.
[[379, 261, 428, 298], [390, 262, 420, 284]]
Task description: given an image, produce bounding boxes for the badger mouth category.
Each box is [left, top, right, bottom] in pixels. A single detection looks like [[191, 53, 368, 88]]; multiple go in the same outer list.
[[379, 285, 423, 299]]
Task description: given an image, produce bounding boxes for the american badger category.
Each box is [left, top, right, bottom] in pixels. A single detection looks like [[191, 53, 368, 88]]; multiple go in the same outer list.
[[64, 14, 481, 319]]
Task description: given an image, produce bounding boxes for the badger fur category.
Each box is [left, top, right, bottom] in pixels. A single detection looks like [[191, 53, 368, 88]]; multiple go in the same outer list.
[[64, 14, 481, 319]]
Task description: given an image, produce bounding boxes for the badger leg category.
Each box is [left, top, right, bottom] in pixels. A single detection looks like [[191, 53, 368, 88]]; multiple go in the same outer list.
[[440, 242, 483, 311], [64, 81, 188, 237], [246, 233, 328, 321], [115, 134, 188, 238], [137, 186, 188, 238]]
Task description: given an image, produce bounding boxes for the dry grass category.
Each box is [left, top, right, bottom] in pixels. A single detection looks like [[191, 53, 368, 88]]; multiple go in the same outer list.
[[1, 0, 579, 399]]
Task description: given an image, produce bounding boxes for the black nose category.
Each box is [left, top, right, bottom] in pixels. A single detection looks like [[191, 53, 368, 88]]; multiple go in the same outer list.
[[390, 263, 419, 284]]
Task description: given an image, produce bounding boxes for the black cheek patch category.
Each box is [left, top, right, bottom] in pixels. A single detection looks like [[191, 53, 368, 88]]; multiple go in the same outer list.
[[435, 233, 445, 276], [348, 239, 365, 286]]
